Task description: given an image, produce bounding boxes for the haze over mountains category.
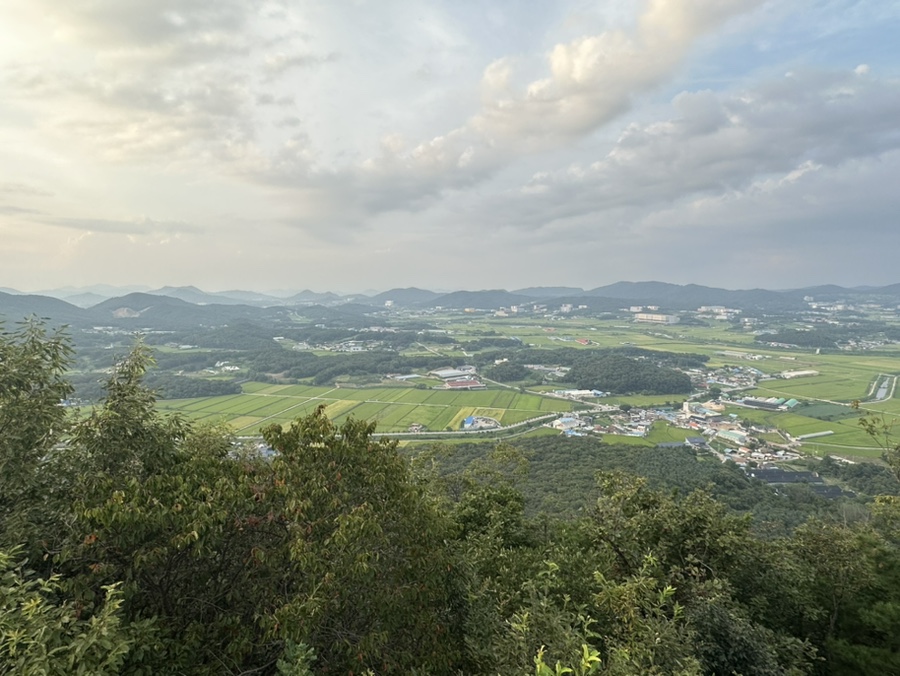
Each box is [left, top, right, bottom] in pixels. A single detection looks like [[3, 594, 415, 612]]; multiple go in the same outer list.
[[3, 281, 900, 331]]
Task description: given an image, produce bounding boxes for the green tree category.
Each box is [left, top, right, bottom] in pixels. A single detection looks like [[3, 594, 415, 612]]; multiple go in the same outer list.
[[60, 346, 467, 674], [0, 548, 153, 675], [0, 320, 73, 555], [262, 408, 464, 674]]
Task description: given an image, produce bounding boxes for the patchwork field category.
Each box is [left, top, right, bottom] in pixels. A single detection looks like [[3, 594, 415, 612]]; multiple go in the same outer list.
[[154, 383, 574, 434], [146, 314, 900, 457]]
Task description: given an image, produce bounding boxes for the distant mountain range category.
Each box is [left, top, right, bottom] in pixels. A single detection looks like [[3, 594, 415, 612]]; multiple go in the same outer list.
[[144, 286, 344, 307], [0, 285, 350, 309], [3, 281, 900, 329]]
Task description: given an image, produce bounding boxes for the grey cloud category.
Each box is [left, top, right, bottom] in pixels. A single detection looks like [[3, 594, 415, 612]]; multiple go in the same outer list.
[[34, 0, 253, 49], [257, 93, 295, 107], [4, 63, 258, 164], [5, 0, 770, 232], [275, 116, 303, 128], [0, 182, 52, 196], [0, 205, 43, 215], [2, 0, 261, 76], [447, 151, 900, 289], [501, 69, 900, 228], [4, 60, 253, 118], [40, 216, 202, 236], [262, 51, 339, 77], [243, 0, 768, 222]]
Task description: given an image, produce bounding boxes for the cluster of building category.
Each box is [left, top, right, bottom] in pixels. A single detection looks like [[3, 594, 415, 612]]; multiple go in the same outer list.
[[215, 360, 240, 372], [634, 313, 680, 325], [462, 416, 501, 430], [547, 413, 595, 436], [551, 388, 608, 400], [524, 364, 570, 379], [738, 396, 800, 411], [695, 305, 742, 321], [428, 366, 486, 390], [701, 364, 765, 390]]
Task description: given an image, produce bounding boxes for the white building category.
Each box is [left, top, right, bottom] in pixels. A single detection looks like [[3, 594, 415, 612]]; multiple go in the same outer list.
[[634, 313, 680, 325]]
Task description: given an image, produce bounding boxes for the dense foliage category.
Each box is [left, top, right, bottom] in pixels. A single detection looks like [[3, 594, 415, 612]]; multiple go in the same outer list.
[[474, 346, 709, 370], [482, 362, 533, 382], [244, 349, 458, 385], [70, 370, 241, 402], [566, 353, 692, 394], [755, 321, 900, 349], [2, 321, 900, 674], [800, 456, 900, 498]]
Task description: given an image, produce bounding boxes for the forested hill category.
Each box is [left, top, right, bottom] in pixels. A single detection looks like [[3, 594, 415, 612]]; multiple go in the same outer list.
[[4, 321, 900, 674], [0, 291, 85, 324], [417, 436, 864, 530]]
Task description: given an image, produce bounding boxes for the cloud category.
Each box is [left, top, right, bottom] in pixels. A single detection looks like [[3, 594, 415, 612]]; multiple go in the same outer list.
[[262, 51, 338, 78], [0, 204, 43, 215], [274, 115, 302, 128], [469, 0, 766, 146], [243, 0, 768, 221], [256, 93, 294, 106], [2, 61, 258, 164], [38, 216, 203, 236], [30, 0, 254, 52], [2, 0, 769, 227], [498, 68, 900, 229], [1, 0, 898, 292], [0, 181, 52, 196]]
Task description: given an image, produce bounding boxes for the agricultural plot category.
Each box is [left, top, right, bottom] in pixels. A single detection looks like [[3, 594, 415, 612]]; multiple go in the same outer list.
[[602, 423, 693, 447], [749, 374, 875, 403], [147, 315, 899, 456], [725, 405, 880, 455], [152, 381, 574, 435], [798, 402, 862, 422]]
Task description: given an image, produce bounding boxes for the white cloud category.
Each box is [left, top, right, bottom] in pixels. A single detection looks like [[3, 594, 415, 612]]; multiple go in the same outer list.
[[497, 68, 900, 229], [0, 0, 898, 290], [39, 216, 203, 236], [0, 181, 53, 196]]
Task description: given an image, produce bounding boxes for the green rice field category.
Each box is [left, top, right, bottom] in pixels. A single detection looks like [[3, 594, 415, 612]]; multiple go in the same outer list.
[[155, 383, 574, 434], [149, 316, 900, 456]]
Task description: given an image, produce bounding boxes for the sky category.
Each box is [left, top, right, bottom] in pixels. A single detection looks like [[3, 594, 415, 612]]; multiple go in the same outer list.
[[1, 0, 899, 294]]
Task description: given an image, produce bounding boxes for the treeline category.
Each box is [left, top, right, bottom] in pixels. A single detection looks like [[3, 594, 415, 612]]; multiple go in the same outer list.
[[482, 362, 533, 382], [245, 348, 458, 385], [756, 322, 900, 349], [145, 322, 460, 352], [756, 328, 842, 348], [5, 323, 900, 674], [472, 346, 703, 394], [566, 353, 692, 394], [473, 345, 708, 370], [69, 371, 241, 402], [146, 373, 241, 399], [463, 337, 523, 351], [801, 455, 900, 498]]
